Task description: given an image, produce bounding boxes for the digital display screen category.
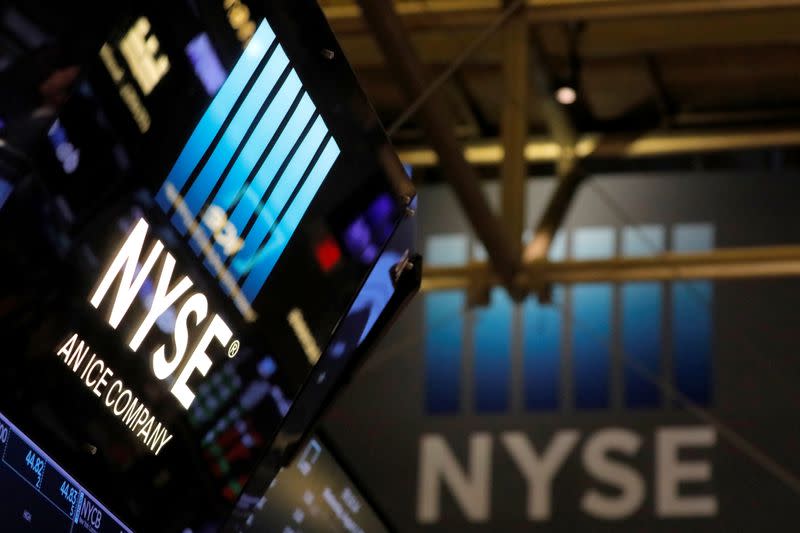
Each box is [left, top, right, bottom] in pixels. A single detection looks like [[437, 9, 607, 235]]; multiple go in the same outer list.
[[298, 210, 415, 409], [225, 211, 418, 530], [0, 1, 414, 530], [0, 411, 131, 532], [155, 19, 342, 319], [247, 437, 389, 533]]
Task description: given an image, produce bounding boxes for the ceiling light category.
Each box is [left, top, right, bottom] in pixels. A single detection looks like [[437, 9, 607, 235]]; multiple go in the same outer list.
[[555, 85, 577, 105]]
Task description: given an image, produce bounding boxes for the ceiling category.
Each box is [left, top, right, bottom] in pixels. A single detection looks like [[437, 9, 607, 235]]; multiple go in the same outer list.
[[319, 0, 800, 150]]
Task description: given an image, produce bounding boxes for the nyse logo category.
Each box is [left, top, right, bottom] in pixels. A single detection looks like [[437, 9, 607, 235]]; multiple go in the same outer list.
[[418, 427, 717, 523], [424, 223, 714, 413], [155, 19, 340, 321], [419, 224, 717, 524], [90, 218, 235, 409]]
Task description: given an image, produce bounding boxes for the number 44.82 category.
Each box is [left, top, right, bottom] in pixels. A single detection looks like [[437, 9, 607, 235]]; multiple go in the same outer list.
[[25, 450, 45, 476]]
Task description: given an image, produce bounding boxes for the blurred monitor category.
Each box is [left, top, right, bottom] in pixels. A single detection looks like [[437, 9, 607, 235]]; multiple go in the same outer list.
[[247, 434, 391, 533], [0, 1, 414, 530]]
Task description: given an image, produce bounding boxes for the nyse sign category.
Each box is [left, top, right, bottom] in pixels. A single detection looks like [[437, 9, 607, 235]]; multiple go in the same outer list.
[[419, 223, 717, 525], [418, 426, 717, 523], [53, 217, 240, 455], [90, 217, 236, 409], [325, 177, 800, 532]]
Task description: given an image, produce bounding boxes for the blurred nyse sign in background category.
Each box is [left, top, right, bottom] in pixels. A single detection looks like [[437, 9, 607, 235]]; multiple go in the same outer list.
[[420, 221, 714, 523], [326, 174, 800, 532]]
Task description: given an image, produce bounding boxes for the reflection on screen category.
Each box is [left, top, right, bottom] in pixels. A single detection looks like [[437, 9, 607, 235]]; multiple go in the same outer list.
[[309, 244, 399, 398], [0, 179, 12, 210], [0, 411, 131, 532], [247, 437, 388, 533], [185, 33, 227, 96]]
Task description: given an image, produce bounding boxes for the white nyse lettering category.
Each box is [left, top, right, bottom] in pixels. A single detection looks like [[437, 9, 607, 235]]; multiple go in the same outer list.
[[171, 315, 232, 409], [502, 430, 580, 521], [417, 433, 491, 523], [90, 217, 236, 410], [656, 426, 717, 517], [152, 293, 207, 380], [128, 252, 193, 351], [90, 218, 163, 328], [581, 428, 645, 519]]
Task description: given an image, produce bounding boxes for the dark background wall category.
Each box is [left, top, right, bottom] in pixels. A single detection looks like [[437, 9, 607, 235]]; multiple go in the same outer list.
[[324, 172, 800, 532]]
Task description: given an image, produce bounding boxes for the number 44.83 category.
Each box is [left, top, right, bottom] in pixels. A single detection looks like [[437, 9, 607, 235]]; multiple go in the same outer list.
[[60, 481, 78, 504]]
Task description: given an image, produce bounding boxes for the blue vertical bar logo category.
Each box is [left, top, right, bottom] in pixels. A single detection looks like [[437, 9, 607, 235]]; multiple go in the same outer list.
[[424, 224, 713, 414], [621, 226, 666, 408], [571, 227, 615, 409], [424, 235, 468, 413], [155, 19, 340, 320]]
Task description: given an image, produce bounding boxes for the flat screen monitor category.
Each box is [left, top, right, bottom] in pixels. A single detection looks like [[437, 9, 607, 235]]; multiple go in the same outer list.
[[0, 1, 415, 530], [246, 435, 390, 533]]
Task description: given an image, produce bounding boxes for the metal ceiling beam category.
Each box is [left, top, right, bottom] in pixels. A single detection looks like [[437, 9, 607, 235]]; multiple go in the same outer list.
[[423, 246, 800, 291], [356, 0, 520, 291], [332, 15, 800, 69], [523, 159, 584, 262], [325, 1, 800, 33], [522, 32, 582, 263], [396, 127, 800, 167], [500, 0, 527, 256]]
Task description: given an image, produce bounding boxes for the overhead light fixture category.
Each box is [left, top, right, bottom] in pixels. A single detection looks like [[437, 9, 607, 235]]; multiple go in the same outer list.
[[555, 85, 577, 106]]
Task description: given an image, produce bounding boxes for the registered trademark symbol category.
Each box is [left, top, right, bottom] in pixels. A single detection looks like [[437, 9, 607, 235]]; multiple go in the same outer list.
[[228, 340, 240, 358]]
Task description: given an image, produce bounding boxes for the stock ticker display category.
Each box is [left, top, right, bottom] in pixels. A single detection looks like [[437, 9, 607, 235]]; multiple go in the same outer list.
[[0, 1, 414, 530], [0, 411, 131, 533]]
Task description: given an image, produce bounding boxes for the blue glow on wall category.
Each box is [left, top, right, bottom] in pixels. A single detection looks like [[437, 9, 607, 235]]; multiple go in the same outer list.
[[672, 224, 713, 405], [523, 287, 563, 410], [155, 19, 340, 308], [622, 226, 665, 408], [425, 291, 463, 414], [523, 232, 566, 410], [473, 288, 513, 412], [424, 235, 468, 413], [571, 227, 614, 409], [423, 223, 713, 414]]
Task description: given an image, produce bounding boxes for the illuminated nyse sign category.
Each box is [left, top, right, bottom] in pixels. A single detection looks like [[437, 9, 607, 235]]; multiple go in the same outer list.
[[99, 16, 170, 132], [90, 218, 235, 410], [56, 217, 239, 455], [155, 19, 340, 321], [55, 18, 340, 456], [419, 224, 717, 524]]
